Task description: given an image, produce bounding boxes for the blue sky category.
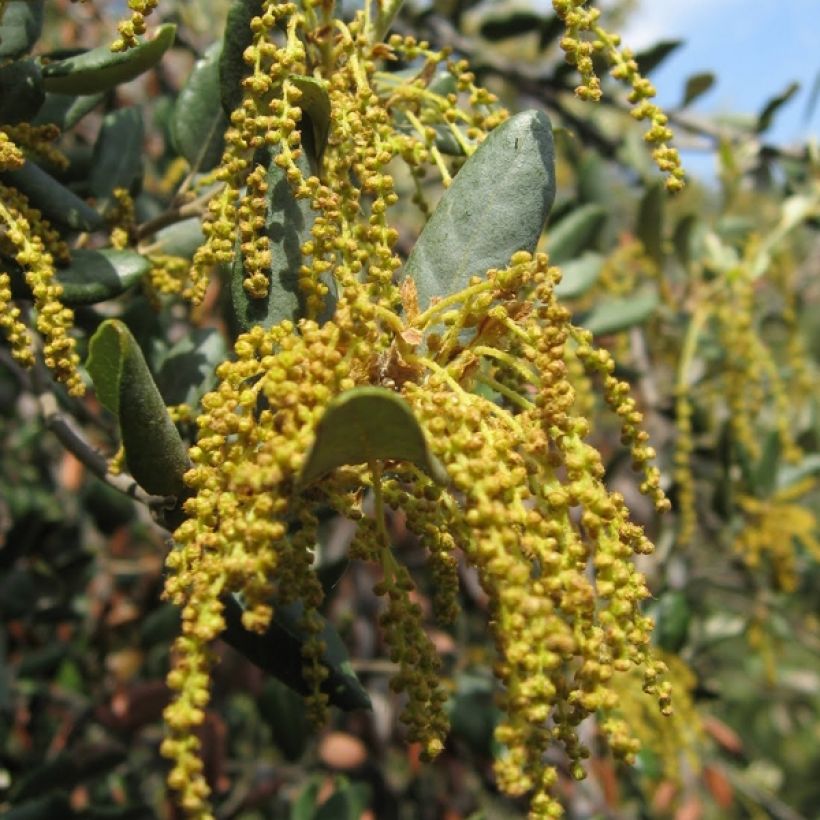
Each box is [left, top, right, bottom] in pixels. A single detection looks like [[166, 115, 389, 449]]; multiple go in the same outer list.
[[619, 0, 819, 165]]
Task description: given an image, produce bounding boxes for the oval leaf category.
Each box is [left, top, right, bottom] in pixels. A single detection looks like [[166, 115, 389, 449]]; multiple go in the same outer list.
[[554, 252, 602, 299], [90, 107, 144, 200], [1, 160, 103, 231], [403, 109, 556, 311], [680, 72, 715, 108], [579, 288, 659, 336], [222, 594, 371, 712], [150, 216, 205, 258], [299, 387, 448, 486], [231, 145, 335, 332], [0, 58, 43, 124], [290, 75, 331, 160], [155, 327, 228, 408], [546, 203, 607, 264], [171, 41, 227, 173], [32, 91, 104, 130], [57, 248, 150, 305], [219, 0, 264, 115], [86, 319, 189, 496], [41, 23, 176, 95], [0, 0, 44, 59], [636, 180, 665, 268]]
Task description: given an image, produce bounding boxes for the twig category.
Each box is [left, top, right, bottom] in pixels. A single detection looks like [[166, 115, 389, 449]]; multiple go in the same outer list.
[[135, 186, 219, 243]]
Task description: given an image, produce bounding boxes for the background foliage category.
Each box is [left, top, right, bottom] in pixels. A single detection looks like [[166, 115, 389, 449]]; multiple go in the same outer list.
[[1, 1, 818, 818]]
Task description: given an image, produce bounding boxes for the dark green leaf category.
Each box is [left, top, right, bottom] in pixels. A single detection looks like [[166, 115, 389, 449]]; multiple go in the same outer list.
[[751, 431, 780, 497], [756, 81, 800, 133], [554, 252, 602, 299], [0, 0, 44, 59], [171, 41, 227, 173], [222, 594, 371, 712], [636, 180, 665, 268], [313, 782, 370, 820], [633, 39, 682, 75], [672, 213, 705, 270], [219, 0, 264, 115], [298, 387, 448, 486], [652, 590, 690, 652], [32, 91, 104, 130], [10, 742, 126, 803], [258, 677, 309, 761], [90, 107, 144, 200], [86, 319, 189, 496], [3, 795, 72, 820], [231, 145, 335, 332], [480, 11, 541, 40], [291, 780, 322, 820], [546, 203, 606, 263], [0, 59, 43, 124], [1, 161, 103, 231], [149, 216, 205, 258], [403, 109, 555, 311], [57, 248, 149, 305], [155, 327, 228, 407], [579, 288, 659, 336], [290, 75, 331, 160], [41, 23, 176, 95], [448, 673, 499, 755], [680, 72, 715, 108]]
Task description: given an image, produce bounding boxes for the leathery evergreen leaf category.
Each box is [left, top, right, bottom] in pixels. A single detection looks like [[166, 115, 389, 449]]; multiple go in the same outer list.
[[222, 595, 371, 712], [32, 91, 104, 130], [757, 82, 800, 133], [1, 161, 103, 231], [554, 252, 603, 299], [171, 42, 227, 172], [0, 59, 43, 124], [299, 387, 448, 486], [155, 328, 228, 408], [681, 72, 715, 108], [231, 146, 335, 332], [56, 249, 150, 305], [546, 203, 607, 264], [86, 319, 189, 496], [219, 0, 264, 115], [41, 23, 176, 94], [636, 181, 665, 268], [89, 107, 144, 199], [290, 75, 331, 159], [580, 288, 659, 336], [0, 0, 44, 59], [403, 109, 555, 311], [149, 217, 205, 258]]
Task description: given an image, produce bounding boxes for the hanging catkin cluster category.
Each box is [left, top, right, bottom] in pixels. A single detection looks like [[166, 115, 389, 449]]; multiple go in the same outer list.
[[160, 4, 675, 817]]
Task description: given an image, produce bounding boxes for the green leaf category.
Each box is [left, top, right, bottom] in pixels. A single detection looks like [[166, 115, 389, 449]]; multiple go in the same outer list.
[[579, 288, 659, 336], [231, 145, 335, 332], [636, 180, 665, 268], [777, 455, 820, 492], [149, 216, 205, 258], [86, 319, 189, 496], [756, 81, 800, 133], [751, 431, 780, 497], [0, 0, 44, 59], [1, 160, 103, 231], [554, 252, 602, 299], [258, 677, 310, 761], [403, 109, 555, 311], [313, 782, 370, 820], [89, 107, 144, 200], [633, 39, 682, 74], [0, 59, 43, 124], [290, 75, 331, 161], [298, 387, 448, 486], [32, 91, 104, 130], [680, 72, 715, 108], [222, 594, 371, 712], [155, 327, 228, 408], [3, 796, 71, 820], [56, 248, 150, 305], [41, 23, 176, 95], [652, 590, 690, 652], [546, 203, 606, 264], [480, 11, 541, 40], [219, 0, 264, 115], [171, 42, 227, 173]]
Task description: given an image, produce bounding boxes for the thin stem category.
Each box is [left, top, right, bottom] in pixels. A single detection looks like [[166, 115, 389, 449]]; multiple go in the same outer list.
[[372, 0, 405, 43]]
